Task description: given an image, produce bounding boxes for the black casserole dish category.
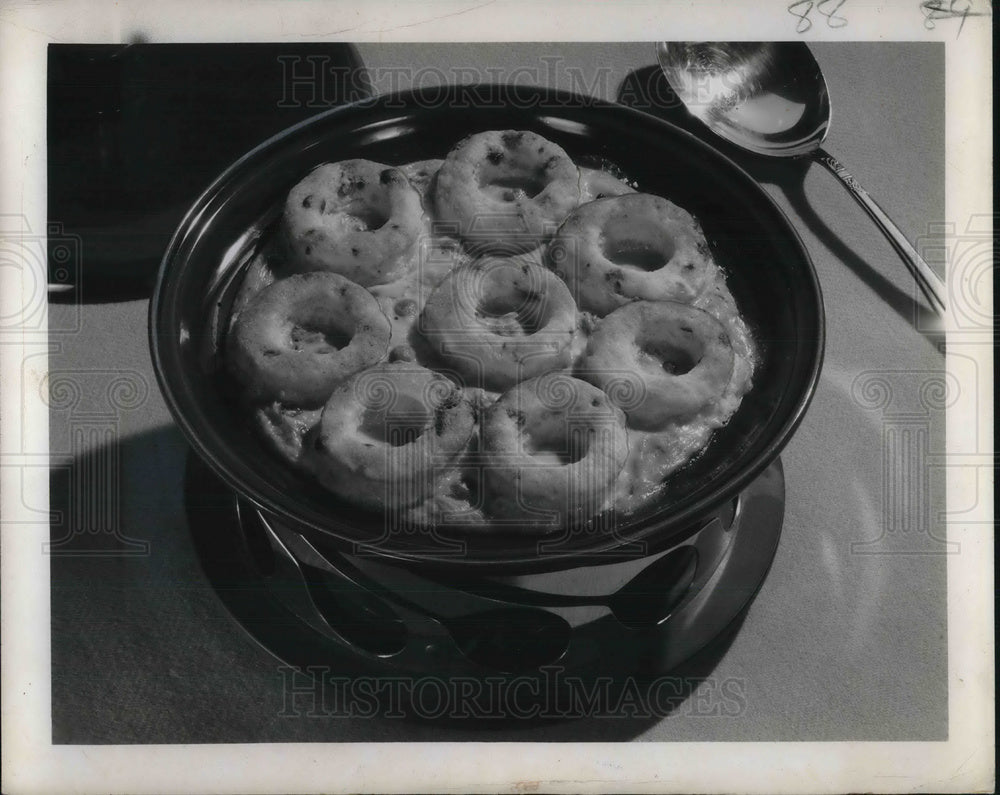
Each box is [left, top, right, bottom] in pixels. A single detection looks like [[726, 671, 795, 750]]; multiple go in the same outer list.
[[150, 85, 824, 574]]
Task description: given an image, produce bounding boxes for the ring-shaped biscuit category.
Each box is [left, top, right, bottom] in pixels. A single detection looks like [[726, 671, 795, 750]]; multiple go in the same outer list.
[[433, 130, 581, 253], [481, 373, 629, 526], [283, 159, 426, 286], [227, 272, 391, 406], [579, 300, 735, 430], [307, 362, 476, 509], [546, 193, 714, 316], [419, 258, 578, 390]]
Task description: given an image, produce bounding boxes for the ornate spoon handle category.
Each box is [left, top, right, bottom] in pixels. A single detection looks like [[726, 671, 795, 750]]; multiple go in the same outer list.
[[814, 148, 947, 315]]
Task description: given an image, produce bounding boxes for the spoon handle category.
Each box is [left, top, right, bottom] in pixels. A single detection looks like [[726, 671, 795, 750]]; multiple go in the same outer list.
[[813, 148, 947, 315]]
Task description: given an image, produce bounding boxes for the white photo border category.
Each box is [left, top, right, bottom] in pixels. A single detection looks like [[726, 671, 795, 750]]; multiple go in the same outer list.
[[0, 1, 993, 793]]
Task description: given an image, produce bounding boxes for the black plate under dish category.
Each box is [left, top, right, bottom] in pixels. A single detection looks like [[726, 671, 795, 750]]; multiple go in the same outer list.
[[150, 84, 824, 574]]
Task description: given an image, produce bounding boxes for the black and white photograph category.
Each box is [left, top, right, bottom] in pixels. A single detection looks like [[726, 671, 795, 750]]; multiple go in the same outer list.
[[0, 2, 993, 793]]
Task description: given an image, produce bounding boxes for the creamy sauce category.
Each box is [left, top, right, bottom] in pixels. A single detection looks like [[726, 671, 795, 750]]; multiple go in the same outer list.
[[234, 156, 754, 528], [254, 402, 322, 463], [367, 235, 469, 352]]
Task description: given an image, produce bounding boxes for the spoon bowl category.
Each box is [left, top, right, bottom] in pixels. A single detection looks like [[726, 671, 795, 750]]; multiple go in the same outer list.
[[656, 42, 830, 158], [656, 41, 946, 314]]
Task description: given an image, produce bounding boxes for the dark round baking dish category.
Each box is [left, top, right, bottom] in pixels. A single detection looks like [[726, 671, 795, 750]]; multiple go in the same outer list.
[[150, 84, 824, 575]]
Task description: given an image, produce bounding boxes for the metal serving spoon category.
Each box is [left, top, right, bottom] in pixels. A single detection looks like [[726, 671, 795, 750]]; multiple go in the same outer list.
[[656, 42, 947, 315]]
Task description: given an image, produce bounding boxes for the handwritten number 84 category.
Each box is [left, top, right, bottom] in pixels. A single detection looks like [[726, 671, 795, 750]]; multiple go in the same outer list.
[[788, 0, 849, 32]]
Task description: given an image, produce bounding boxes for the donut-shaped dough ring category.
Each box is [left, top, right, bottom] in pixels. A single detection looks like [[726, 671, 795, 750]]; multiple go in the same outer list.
[[579, 300, 735, 430], [434, 130, 581, 253], [579, 167, 636, 201], [307, 362, 476, 509], [420, 258, 578, 391], [546, 193, 714, 316], [481, 373, 628, 526], [283, 159, 426, 287], [227, 272, 391, 406]]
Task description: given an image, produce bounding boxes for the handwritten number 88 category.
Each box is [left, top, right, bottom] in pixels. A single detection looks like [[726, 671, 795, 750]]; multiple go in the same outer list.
[[788, 0, 849, 33]]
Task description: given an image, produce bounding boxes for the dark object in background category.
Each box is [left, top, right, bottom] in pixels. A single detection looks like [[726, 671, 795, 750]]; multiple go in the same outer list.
[[47, 43, 370, 301]]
